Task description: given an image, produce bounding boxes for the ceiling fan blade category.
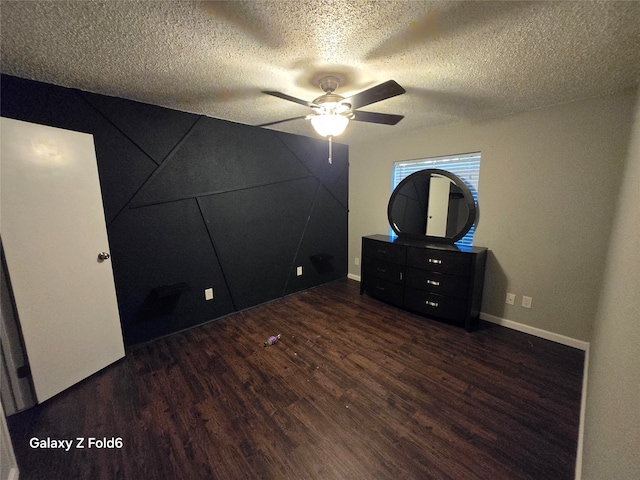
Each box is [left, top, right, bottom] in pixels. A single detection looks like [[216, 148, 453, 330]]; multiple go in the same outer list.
[[346, 80, 406, 110], [352, 111, 404, 125], [256, 115, 308, 127], [365, 3, 533, 61], [199, 2, 283, 49], [263, 91, 313, 108]]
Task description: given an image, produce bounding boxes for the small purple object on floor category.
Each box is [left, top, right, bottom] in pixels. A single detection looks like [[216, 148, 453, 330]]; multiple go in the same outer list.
[[264, 334, 282, 347]]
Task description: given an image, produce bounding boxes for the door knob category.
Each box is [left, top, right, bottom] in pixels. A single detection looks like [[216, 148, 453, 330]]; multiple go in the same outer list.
[[98, 252, 110, 261]]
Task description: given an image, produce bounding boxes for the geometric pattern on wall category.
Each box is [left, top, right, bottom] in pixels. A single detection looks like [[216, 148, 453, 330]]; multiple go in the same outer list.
[[80, 91, 200, 165], [0, 74, 349, 346], [130, 117, 312, 207], [0, 76, 96, 134], [285, 184, 349, 296], [0, 76, 159, 224], [90, 125, 161, 224], [275, 131, 350, 209], [106, 199, 235, 345], [197, 176, 320, 310], [327, 157, 350, 212]]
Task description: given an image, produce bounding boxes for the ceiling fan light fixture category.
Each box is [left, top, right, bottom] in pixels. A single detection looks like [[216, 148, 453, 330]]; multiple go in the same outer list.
[[310, 113, 349, 137], [261, 78, 405, 135]]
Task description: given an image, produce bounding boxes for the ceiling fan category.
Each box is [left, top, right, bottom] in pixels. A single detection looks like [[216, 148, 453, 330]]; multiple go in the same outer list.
[[259, 76, 406, 138]]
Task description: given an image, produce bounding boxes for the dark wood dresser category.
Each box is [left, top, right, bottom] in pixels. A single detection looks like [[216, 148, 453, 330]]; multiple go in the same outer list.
[[360, 234, 487, 331]]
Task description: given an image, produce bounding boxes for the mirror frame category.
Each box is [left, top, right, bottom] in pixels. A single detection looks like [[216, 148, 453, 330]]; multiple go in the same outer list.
[[387, 168, 477, 244]]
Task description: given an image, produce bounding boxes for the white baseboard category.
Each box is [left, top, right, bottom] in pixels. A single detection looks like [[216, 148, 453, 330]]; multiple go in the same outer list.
[[349, 274, 589, 351], [351, 273, 589, 478], [574, 344, 589, 480], [473, 312, 591, 479], [479, 312, 589, 351]]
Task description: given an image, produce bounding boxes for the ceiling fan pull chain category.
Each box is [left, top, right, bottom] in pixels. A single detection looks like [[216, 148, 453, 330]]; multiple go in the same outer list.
[[328, 135, 333, 164]]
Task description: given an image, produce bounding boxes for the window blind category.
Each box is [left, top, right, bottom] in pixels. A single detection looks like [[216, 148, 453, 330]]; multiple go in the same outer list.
[[391, 153, 481, 248]]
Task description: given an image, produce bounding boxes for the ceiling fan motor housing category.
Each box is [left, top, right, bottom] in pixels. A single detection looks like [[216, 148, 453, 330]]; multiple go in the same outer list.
[[318, 76, 340, 93], [313, 77, 352, 116]]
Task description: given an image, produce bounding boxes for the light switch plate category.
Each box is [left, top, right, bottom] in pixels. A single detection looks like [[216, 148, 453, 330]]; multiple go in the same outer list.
[[205, 288, 214, 300], [296, 266, 303, 276]]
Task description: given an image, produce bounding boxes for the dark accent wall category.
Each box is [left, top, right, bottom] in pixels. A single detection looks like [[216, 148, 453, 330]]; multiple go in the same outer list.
[[1, 75, 348, 345]]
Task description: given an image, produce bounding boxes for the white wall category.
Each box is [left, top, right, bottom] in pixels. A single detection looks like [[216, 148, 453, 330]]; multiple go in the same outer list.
[[580, 90, 640, 479], [0, 400, 19, 480], [349, 89, 636, 342], [1, 253, 36, 415]]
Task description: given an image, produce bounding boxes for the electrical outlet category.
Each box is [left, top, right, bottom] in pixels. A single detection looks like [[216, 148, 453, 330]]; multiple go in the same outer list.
[[522, 296, 532, 308], [205, 288, 214, 301], [296, 266, 303, 276], [355, 257, 360, 266], [506, 293, 515, 305]]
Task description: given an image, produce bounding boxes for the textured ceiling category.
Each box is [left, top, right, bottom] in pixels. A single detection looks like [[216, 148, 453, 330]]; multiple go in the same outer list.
[[1, 0, 639, 145]]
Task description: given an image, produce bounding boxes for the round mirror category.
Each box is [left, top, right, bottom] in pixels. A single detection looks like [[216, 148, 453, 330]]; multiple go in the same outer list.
[[387, 169, 477, 243]]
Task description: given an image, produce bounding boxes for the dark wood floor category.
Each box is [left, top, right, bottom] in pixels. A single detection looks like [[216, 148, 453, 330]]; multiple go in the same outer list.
[[7, 279, 584, 480]]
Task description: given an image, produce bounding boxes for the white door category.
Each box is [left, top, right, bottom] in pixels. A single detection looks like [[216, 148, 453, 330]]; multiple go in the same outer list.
[[426, 174, 451, 237], [0, 117, 125, 403]]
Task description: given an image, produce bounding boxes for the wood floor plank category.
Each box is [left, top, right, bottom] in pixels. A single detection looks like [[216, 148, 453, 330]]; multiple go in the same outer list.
[[6, 279, 584, 479]]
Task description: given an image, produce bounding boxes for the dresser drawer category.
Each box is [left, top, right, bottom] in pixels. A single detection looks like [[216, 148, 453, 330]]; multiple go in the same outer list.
[[362, 238, 406, 264], [362, 257, 404, 284], [405, 268, 468, 299], [407, 246, 471, 276], [361, 235, 486, 331], [362, 276, 404, 306], [404, 288, 467, 322]]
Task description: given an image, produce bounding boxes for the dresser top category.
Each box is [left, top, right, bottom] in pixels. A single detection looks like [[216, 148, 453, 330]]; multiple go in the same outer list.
[[364, 234, 487, 254]]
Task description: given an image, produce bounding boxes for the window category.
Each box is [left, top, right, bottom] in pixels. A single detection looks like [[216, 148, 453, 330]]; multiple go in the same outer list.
[[391, 152, 481, 247]]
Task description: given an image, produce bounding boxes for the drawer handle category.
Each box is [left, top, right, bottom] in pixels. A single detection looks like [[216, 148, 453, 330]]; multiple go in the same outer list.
[[426, 279, 440, 286], [428, 258, 442, 265], [426, 301, 439, 308]]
